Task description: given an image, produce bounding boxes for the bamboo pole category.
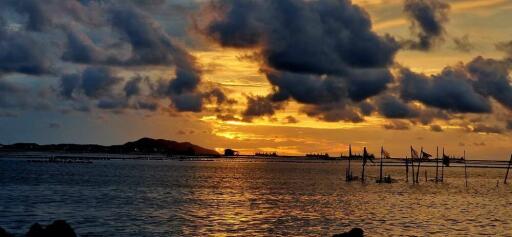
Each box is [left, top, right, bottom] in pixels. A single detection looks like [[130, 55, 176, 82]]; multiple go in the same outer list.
[[405, 156, 409, 183], [347, 144, 352, 181], [435, 146, 439, 183], [416, 147, 423, 183], [504, 154, 511, 184], [411, 147, 416, 183], [464, 150, 468, 188], [361, 147, 366, 183], [441, 147, 445, 182], [379, 146, 383, 183]]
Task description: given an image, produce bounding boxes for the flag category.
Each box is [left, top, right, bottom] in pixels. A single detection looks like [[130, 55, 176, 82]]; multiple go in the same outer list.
[[411, 146, 419, 159], [363, 147, 375, 164], [381, 147, 391, 159], [422, 151, 432, 159], [442, 154, 450, 166]]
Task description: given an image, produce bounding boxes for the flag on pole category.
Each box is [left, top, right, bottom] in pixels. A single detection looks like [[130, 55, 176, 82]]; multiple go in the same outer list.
[[381, 147, 391, 159], [442, 154, 450, 166], [411, 146, 419, 159], [422, 151, 432, 159]]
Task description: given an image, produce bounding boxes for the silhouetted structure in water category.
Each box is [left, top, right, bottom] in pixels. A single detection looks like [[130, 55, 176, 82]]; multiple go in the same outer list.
[[377, 146, 393, 183], [505, 154, 512, 184], [255, 152, 278, 157], [345, 145, 359, 182], [361, 147, 375, 182], [306, 153, 330, 159], [224, 149, 239, 156], [332, 227, 364, 237]]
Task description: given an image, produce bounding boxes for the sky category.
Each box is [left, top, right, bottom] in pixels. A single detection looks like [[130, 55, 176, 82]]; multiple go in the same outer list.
[[0, 0, 512, 159]]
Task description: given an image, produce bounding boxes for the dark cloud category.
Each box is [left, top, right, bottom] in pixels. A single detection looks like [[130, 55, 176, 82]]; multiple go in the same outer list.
[[403, 0, 450, 50], [203, 0, 398, 74], [124, 76, 146, 97], [80, 67, 122, 98], [201, 0, 398, 119], [61, 27, 111, 64], [467, 57, 512, 110], [12, 0, 52, 32], [452, 35, 473, 52], [242, 95, 282, 121], [399, 67, 491, 113], [284, 115, 298, 124], [376, 95, 419, 119], [301, 104, 364, 123], [383, 120, 410, 130], [266, 69, 392, 105], [358, 101, 375, 116], [496, 41, 512, 58], [216, 114, 240, 122], [0, 24, 52, 75], [507, 120, 512, 130], [472, 124, 503, 134], [430, 124, 443, 132]]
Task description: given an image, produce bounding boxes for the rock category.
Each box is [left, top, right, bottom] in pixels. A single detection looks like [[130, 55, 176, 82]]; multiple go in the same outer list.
[[332, 227, 364, 237], [0, 227, 13, 237], [25, 220, 76, 237]]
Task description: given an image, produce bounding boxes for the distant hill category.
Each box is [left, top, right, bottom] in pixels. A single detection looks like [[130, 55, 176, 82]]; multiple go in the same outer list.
[[0, 138, 219, 156]]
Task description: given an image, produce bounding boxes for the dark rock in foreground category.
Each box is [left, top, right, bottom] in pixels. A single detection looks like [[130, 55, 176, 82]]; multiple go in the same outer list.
[[0, 227, 12, 237], [332, 227, 364, 237], [1, 220, 76, 237]]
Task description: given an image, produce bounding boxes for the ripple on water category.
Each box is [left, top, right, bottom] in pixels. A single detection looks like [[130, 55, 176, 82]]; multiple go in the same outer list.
[[0, 158, 512, 236]]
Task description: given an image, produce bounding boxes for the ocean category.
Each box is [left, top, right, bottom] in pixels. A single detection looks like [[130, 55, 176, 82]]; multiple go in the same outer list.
[[1, 157, 511, 236]]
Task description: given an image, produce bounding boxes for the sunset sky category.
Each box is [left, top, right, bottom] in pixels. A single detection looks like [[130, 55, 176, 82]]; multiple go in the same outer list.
[[1, 0, 512, 159]]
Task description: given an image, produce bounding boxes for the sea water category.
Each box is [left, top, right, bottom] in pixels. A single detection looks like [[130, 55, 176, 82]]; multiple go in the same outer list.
[[1, 157, 511, 236]]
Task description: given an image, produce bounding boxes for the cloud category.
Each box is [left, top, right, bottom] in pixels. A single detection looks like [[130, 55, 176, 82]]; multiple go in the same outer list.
[[398, 67, 492, 113], [375, 95, 419, 119], [242, 95, 282, 121], [471, 124, 503, 134], [452, 35, 474, 52], [200, 0, 399, 119], [383, 120, 410, 130], [403, 0, 450, 50], [467, 57, 512, 110], [507, 120, 512, 130], [496, 40, 512, 58], [284, 116, 298, 124], [0, 78, 52, 110], [301, 104, 364, 123], [0, 21, 52, 75], [430, 124, 443, 132]]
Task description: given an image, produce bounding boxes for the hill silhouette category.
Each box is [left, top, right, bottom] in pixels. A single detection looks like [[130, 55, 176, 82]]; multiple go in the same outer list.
[[0, 137, 219, 156]]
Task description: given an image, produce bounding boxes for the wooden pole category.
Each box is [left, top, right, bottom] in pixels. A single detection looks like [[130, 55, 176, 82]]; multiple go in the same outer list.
[[464, 150, 468, 188], [425, 170, 427, 182], [361, 147, 366, 183], [411, 147, 415, 183], [504, 154, 512, 184], [435, 146, 439, 183], [441, 147, 445, 182], [379, 146, 383, 183], [416, 147, 423, 183], [347, 144, 352, 181], [405, 156, 409, 183]]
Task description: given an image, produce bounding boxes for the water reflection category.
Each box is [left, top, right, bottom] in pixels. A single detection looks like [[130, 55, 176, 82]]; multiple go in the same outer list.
[[0, 158, 511, 236]]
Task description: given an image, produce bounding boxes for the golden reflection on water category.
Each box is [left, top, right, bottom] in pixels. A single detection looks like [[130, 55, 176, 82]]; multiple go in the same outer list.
[[178, 160, 512, 236]]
